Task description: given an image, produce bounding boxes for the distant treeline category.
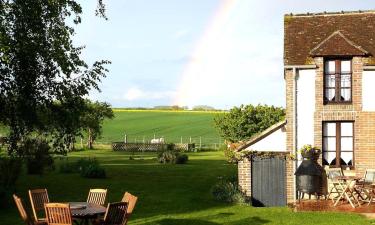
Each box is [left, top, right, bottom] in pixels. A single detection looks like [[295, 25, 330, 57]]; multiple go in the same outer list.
[[113, 105, 225, 112]]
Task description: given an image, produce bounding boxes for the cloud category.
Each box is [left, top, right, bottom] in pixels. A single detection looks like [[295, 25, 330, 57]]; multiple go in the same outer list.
[[122, 87, 176, 101]]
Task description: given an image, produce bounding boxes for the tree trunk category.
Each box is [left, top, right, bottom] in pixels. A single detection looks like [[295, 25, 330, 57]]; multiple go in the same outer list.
[[87, 128, 93, 149]]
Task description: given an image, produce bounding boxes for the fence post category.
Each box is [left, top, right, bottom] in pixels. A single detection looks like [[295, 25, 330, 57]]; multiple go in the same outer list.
[[124, 134, 127, 143], [180, 136, 182, 144], [189, 136, 192, 143], [199, 136, 202, 150]]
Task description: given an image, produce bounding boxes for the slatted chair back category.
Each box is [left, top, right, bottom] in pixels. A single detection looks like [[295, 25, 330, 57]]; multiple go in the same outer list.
[[327, 168, 343, 179], [364, 169, 375, 183], [13, 194, 34, 225], [121, 192, 138, 215], [121, 192, 138, 225], [44, 203, 72, 225], [87, 189, 107, 206], [103, 202, 128, 225], [29, 189, 50, 222]]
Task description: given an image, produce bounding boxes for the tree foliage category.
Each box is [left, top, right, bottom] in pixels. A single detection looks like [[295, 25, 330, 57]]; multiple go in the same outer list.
[[0, 0, 110, 155], [81, 100, 114, 149], [214, 104, 285, 143]]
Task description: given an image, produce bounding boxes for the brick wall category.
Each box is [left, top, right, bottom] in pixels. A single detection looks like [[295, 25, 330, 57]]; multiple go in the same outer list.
[[238, 158, 251, 196]]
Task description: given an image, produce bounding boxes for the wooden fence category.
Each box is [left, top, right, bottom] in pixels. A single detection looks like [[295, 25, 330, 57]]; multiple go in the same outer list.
[[111, 142, 195, 152]]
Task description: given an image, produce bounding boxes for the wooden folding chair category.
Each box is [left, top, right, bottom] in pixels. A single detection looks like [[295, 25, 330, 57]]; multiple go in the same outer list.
[[29, 189, 50, 223], [93, 202, 128, 225], [44, 203, 72, 225], [13, 194, 47, 225], [121, 192, 138, 225], [326, 168, 344, 202], [358, 169, 375, 205], [87, 189, 107, 206]]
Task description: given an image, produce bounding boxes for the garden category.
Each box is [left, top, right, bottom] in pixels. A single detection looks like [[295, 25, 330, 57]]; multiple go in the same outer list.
[[1, 149, 373, 225]]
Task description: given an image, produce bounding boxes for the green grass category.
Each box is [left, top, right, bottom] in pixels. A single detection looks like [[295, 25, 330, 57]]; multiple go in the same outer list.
[[99, 110, 222, 145], [1, 150, 372, 225]]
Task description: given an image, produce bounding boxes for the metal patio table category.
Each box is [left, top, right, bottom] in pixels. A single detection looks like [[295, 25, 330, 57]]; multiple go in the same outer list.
[[70, 202, 106, 225]]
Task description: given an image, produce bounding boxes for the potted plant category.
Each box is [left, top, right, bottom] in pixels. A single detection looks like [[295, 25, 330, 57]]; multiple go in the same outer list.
[[299, 144, 321, 160]]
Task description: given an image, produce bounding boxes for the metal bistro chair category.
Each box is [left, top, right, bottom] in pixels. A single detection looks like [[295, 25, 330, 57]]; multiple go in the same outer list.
[[93, 202, 128, 225], [29, 189, 50, 224], [87, 189, 108, 206], [326, 167, 344, 202], [44, 203, 73, 225], [13, 194, 47, 225], [121, 192, 138, 225]]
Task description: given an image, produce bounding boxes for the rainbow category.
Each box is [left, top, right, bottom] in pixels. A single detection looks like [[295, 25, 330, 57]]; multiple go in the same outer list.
[[173, 0, 238, 107]]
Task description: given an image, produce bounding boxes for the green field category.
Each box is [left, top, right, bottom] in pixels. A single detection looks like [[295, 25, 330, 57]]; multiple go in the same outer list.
[[1, 150, 372, 225], [98, 110, 222, 147]]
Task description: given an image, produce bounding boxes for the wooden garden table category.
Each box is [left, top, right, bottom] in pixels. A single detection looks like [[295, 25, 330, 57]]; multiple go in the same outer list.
[[69, 202, 106, 225]]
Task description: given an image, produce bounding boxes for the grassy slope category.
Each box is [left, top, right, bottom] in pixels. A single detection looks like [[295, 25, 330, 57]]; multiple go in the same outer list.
[[1, 150, 372, 225], [98, 110, 221, 144]]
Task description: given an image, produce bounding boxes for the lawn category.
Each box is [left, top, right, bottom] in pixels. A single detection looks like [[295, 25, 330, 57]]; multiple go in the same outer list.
[[1, 150, 373, 225], [99, 110, 222, 145]]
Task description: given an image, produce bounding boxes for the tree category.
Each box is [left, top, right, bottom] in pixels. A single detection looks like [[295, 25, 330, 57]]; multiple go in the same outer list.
[[0, 0, 110, 155], [81, 100, 114, 149], [214, 104, 285, 143]]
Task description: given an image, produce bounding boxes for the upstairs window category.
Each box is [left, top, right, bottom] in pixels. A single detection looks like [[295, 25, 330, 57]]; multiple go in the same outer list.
[[324, 59, 352, 103]]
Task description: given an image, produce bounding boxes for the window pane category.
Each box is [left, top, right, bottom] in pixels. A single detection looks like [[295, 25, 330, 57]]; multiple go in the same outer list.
[[341, 74, 351, 88], [340, 152, 353, 165], [325, 61, 336, 73], [341, 123, 353, 136], [324, 123, 336, 136], [341, 137, 353, 151], [325, 89, 335, 101], [324, 137, 336, 151], [340, 89, 351, 101], [341, 60, 351, 73], [325, 75, 336, 87], [323, 151, 336, 165]]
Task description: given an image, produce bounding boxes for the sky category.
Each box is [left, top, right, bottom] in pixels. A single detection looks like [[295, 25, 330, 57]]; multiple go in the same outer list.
[[74, 0, 375, 109]]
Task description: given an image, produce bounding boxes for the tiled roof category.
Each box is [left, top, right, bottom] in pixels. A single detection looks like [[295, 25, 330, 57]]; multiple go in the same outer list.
[[284, 10, 375, 65]]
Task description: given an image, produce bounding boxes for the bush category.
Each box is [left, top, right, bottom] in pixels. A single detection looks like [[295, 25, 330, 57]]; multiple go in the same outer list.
[[175, 154, 188, 164], [157, 151, 177, 164], [211, 176, 246, 204], [78, 158, 106, 178], [0, 157, 22, 208], [59, 158, 106, 178], [19, 138, 54, 174], [80, 163, 106, 178]]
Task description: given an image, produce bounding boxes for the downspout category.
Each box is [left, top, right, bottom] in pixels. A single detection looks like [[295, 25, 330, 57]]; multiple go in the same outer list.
[[292, 67, 297, 202]]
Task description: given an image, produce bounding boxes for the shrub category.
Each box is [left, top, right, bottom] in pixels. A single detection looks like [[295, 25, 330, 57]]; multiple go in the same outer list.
[[157, 150, 177, 164], [0, 157, 22, 208], [175, 154, 188, 164], [80, 163, 106, 178], [19, 138, 54, 174], [211, 176, 246, 204], [78, 158, 106, 179]]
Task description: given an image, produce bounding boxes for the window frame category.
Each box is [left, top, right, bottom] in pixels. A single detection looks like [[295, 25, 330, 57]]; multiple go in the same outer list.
[[323, 58, 353, 104], [322, 121, 355, 168]]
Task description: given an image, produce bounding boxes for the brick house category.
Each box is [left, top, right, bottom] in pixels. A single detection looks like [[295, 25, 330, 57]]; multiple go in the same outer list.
[[237, 10, 375, 206]]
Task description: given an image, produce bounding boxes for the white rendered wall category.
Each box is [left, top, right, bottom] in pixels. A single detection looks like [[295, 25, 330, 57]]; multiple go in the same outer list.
[[296, 69, 316, 151], [363, 70, 375, 111], [245, 127, 286, 152]]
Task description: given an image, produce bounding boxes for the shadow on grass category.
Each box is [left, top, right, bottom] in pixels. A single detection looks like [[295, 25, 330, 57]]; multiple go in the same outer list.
[[143, 216, 270, 225]]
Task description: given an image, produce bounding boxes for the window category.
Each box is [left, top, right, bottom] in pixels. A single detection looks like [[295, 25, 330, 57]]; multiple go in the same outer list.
[[324, 59, 352, 103], [323, 122, 354, 168]]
